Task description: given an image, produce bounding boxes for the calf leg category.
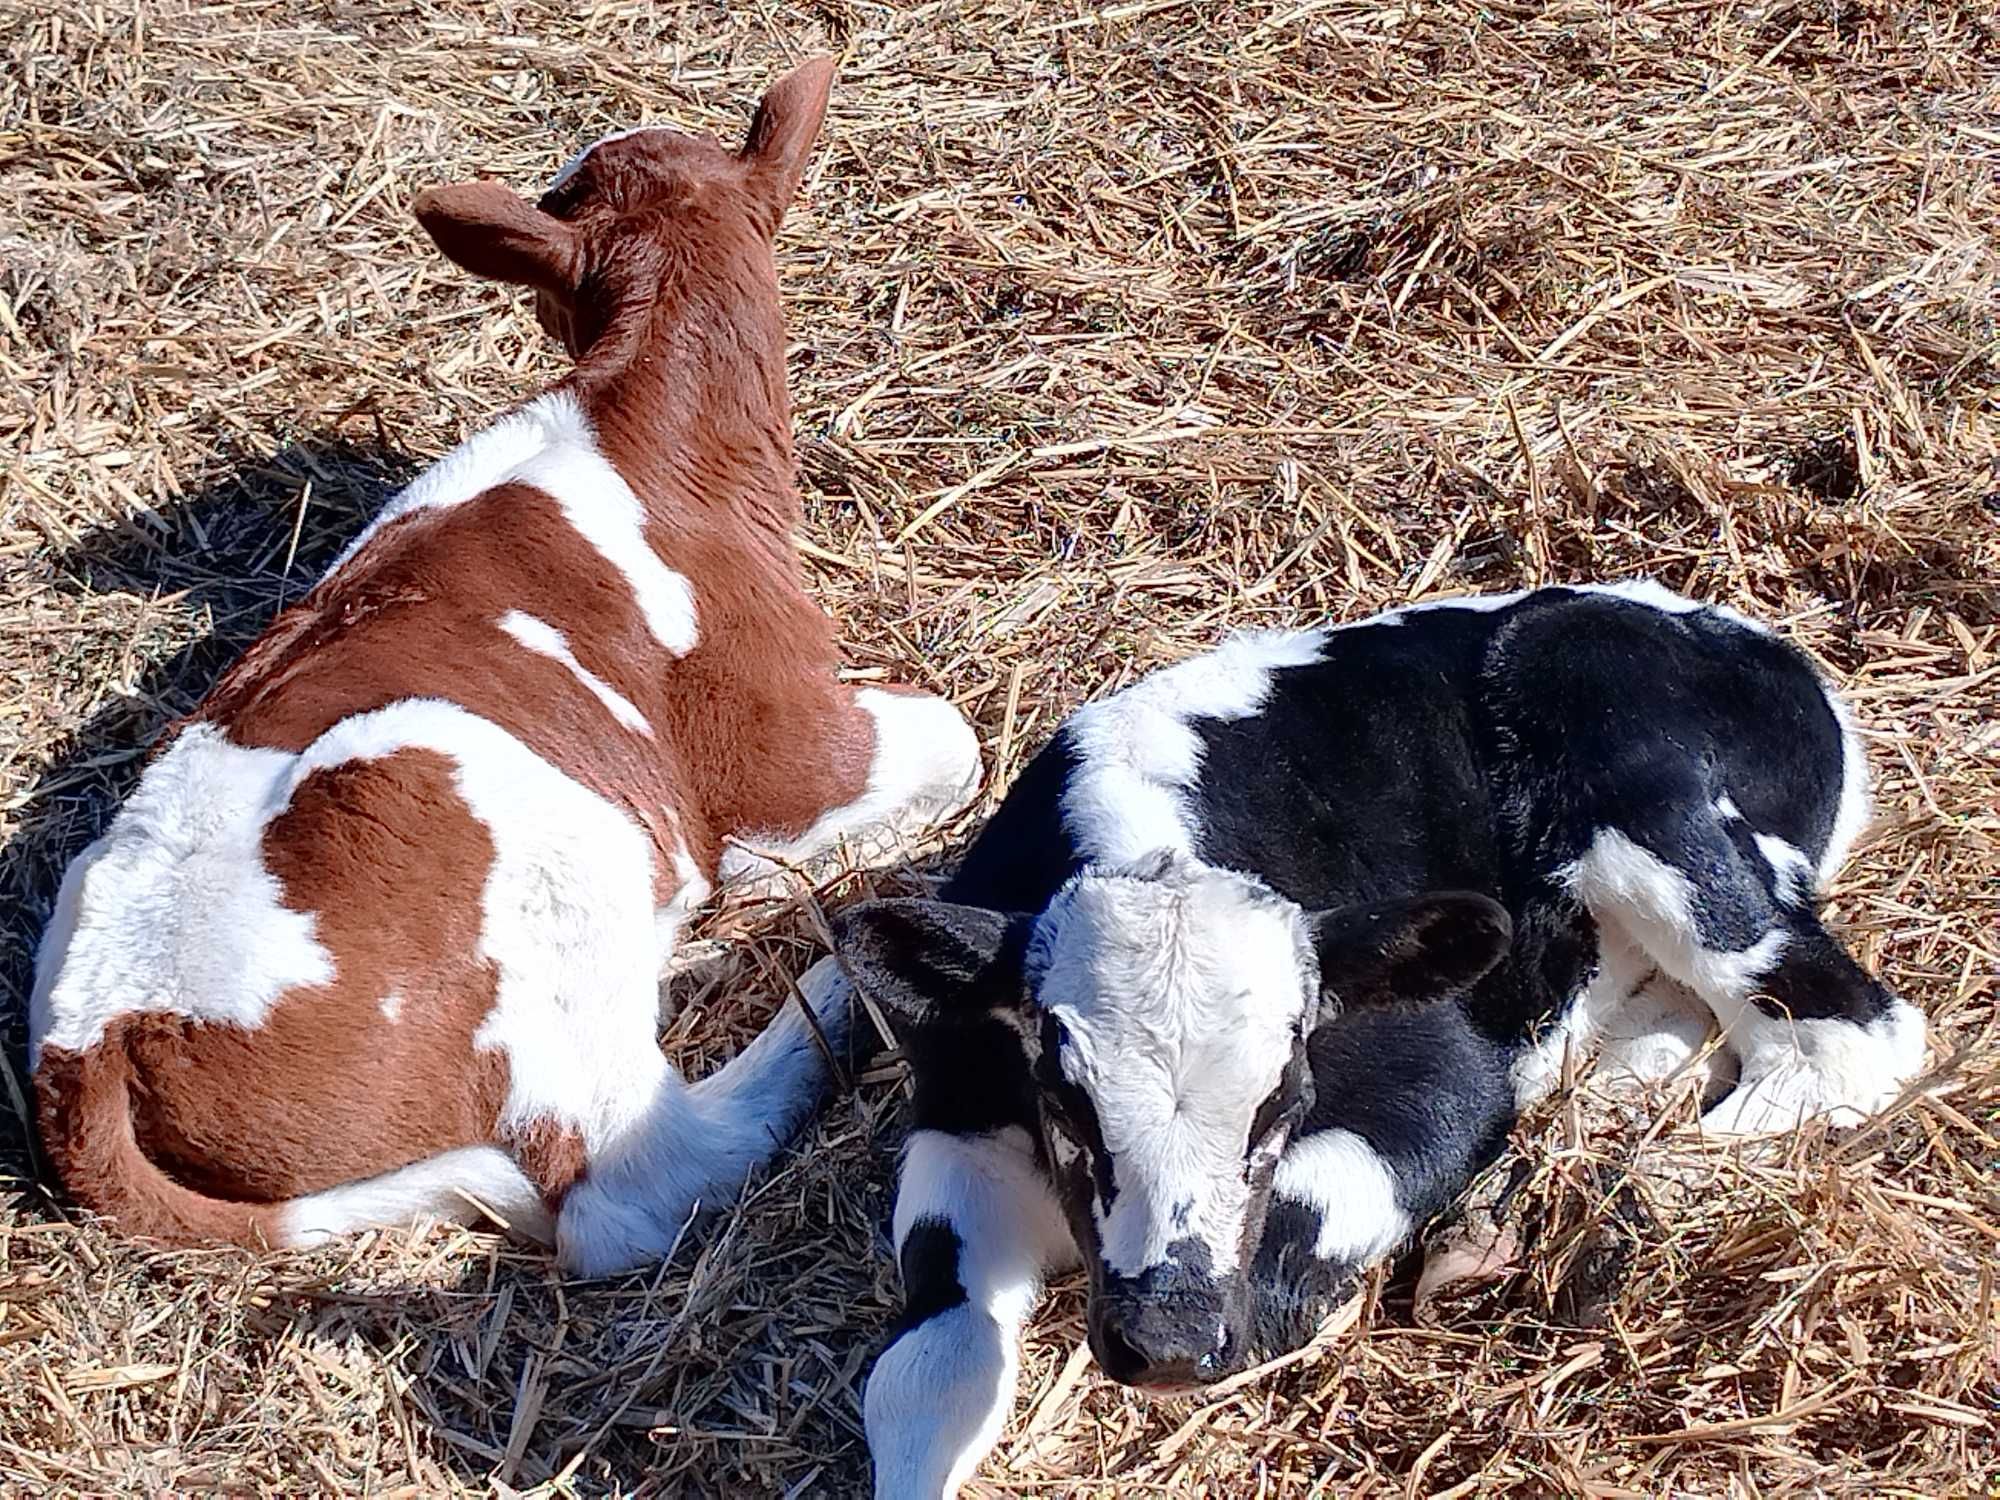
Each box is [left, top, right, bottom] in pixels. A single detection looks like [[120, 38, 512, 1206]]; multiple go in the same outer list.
[[1253, 1000, 1516, 1354], [1568, 818, 1924, 1137], [1693, 909, 1923, 1135], [867, 1127, 1076, 1500], [1504, 888, 1735, 1115], [721, 686, 982, 887], [555, 957, 855, 1275]]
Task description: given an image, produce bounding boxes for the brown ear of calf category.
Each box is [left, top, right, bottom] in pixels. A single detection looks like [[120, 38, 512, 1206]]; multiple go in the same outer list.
[[739, 54, 838, 229], [412, 180, 582, 292]]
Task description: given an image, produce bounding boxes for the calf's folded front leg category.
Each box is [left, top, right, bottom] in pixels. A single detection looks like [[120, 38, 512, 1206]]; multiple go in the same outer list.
[[720, 685, 983, 888], [868, 1126, 1076, 1500], [1252, 998, 1518, 1353]]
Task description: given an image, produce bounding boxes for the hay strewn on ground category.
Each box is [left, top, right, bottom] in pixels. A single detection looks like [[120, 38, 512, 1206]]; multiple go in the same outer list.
[[2, 0, 1995, 1494]]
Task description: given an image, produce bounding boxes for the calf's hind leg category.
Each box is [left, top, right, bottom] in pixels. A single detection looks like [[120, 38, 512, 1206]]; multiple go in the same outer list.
[[866, 1127, 1075, 1500], [554, 956, 857, 1276], [1567, 817, 1924, 1137]]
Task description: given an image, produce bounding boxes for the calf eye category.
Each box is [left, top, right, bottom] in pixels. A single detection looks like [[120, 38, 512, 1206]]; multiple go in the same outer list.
[[1248, 1084, 1295, 1146]]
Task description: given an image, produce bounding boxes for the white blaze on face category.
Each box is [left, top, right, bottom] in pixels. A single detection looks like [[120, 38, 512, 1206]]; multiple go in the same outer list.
[[1030, 853, 1312, 1280]]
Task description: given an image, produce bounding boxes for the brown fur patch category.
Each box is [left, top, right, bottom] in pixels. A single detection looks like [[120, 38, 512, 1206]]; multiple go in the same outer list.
[[34, 1035, 284, 1248], [120, 748, 507, 1202], [508, 1118, 590, 1213]]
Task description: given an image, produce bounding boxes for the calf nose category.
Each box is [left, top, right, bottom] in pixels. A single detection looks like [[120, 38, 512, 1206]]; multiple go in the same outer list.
[[1093, 1300, 1230, 1389]]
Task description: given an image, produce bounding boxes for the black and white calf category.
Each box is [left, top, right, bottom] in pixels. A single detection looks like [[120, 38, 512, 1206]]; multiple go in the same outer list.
[[833, 581, 1924, 1498]]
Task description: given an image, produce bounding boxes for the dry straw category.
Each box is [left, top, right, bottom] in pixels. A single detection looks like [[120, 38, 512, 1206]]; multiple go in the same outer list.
[[2, 0, 1996, 1494]]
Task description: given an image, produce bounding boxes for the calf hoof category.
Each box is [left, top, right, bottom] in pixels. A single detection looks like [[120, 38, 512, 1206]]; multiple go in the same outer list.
[[556, 1176, 699, 1278]]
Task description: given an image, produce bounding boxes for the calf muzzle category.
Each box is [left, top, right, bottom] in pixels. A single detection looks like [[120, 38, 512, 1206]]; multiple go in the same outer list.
[[1090, 1255, 1240, 1389]]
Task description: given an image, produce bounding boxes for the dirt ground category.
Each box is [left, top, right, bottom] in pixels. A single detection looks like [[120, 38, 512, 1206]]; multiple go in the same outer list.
[[2, 1, 1995, 1495]]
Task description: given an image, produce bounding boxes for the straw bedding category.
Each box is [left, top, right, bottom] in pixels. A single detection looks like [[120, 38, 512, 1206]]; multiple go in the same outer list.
[[2, 0, 1995, 1493]]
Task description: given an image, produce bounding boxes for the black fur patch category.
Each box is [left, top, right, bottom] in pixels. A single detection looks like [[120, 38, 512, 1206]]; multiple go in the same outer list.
[[1250, 1197, 1361, 1356], [893, 1216, 969, 1335]]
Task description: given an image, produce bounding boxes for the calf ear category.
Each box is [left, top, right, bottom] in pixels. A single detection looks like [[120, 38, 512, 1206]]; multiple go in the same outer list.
[[412, 182, 581, 294], [831, 898, 1031, 1032], [740, 54, 837, 227], [1311, 892, 1512, 1009]]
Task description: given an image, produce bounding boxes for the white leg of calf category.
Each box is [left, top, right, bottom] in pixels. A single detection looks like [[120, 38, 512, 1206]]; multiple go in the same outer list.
[[1699, 999, 1927, 1137], [1565, 829, 1787, 1003], [1508, 926, 1654, 1109], [1568, 829, 1923, 1137], [720, 689, 983, 887], [867, 1127, 1076, 1500], [555, 957, 853, 1277], [552, 1050, 704, 1277], [1594, 972, 1734, 1104], [686, 954, 853, 1165]]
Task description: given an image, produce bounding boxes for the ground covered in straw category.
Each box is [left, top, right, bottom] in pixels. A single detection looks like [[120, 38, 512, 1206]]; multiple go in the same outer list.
[[3, 0, 1996, 1494]]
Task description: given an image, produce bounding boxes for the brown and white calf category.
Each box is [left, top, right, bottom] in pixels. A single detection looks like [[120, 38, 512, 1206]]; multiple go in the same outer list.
[[29, 58, 980, 1276]]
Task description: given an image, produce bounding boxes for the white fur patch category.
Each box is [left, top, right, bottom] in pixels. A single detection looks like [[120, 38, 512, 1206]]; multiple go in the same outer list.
[[1592, 973, 1730, 1097], [1030, 853, 1311, 1278], [548, 125, 674, 193], [870, 1127, 1076, 1500], [1059, 629, 1327, 863], [717, 688, 981, 885], [1270, 1127, 1413, 1265], [1575, 578, 1768, 632], [30, 725, 336, 1063], [1563, 827, 1789, 1002], [1753, 831, 1817, 907], [328, 391, 700, 656], [653, 830, 713, 958], [1508, 924, 1656, 1107], [1701, 997, 1927, 1136], [498, 609, 653, 736], [1819, 685, 1873, 881], [283, 1144, 552, 1246], [379, 988, 406, 1024]]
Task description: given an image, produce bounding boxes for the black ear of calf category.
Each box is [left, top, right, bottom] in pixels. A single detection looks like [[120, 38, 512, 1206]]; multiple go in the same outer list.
[[1313, 892, 1513, 1008], [830, 898, 1031, 1031]]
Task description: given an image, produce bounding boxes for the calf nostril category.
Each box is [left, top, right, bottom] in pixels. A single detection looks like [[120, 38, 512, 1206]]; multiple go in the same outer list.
[[1097, 1323, 1148, 1381]]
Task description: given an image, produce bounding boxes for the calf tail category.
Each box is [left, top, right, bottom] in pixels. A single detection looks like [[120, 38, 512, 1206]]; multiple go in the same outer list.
[[34, 1032, 286, 1251], [35, 1032, 553, 1252]]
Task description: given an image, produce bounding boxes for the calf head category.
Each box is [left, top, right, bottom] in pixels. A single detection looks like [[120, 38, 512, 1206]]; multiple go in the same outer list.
[[408, 56, 836, 362], [836, 850, 1511, 1391]]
